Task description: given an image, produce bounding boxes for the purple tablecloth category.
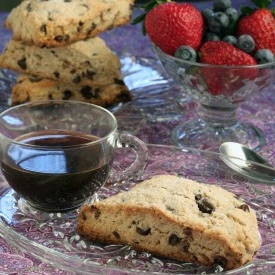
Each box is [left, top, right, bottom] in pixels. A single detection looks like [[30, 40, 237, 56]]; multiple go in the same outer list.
[[0, 1, 275, 274]]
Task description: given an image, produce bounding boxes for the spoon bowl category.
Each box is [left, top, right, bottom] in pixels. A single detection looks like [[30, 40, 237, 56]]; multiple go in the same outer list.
[[219, 142, 275, 184]]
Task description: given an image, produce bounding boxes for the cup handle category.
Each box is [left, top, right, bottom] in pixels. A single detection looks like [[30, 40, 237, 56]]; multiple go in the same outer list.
[[110, 133, 148, 182]]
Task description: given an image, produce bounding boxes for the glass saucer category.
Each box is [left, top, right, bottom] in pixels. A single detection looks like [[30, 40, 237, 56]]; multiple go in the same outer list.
[[0, 144, 275, 275]]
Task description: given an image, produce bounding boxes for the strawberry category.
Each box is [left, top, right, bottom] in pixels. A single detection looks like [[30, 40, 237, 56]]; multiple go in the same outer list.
[[133, 1, 203, 56], [198, 41, 258, 96], [199, 41, 257, 66], [237, 1, 275, 55]]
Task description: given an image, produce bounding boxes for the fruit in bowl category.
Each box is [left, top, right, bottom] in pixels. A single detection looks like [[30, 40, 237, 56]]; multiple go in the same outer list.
[[133, 0, 275, 149]]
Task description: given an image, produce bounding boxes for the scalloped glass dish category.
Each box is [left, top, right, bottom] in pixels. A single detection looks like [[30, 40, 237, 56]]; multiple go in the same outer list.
[[0, 144, 275, 275]]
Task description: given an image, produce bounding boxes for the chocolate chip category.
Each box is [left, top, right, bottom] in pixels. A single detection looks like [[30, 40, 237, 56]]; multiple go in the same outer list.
[[116, 91, 131, 102], [196, 196, 215, 214], [112, 231, 120, 239], [166, 205, 175, 213], [87, 23, 97, 35], [114, 78, 125, 85], [77, 21, 84, 32], [51, 50, 59, 58], [107, 24, 114, 31], [214, 256, 228, 268], [81, 212, 87, 221], [53, 71, 60, 79], [238, 204, 250, 212], [54, 35, 64, 42], [64, 35, 70, 43], [86, 70, 96, 80], [90, 205, 101, 219], [72, 75, 81, 83], [29, 76, 43, 83], [80, 4, 89, 10], [184, 227, 193, 237], [63, 90, 72, 100], [26, 3, 32, 12], [17, 58, 27, 70], [48, 15, 53, 22], [80, 86, 93, 99], [168, 234, 181, 246], [195, 194, 202, 201], [136, 227, 151, 236], [94, 88, 100, 98], [40, 24, 47, 34], [182, 240, 190, 252]]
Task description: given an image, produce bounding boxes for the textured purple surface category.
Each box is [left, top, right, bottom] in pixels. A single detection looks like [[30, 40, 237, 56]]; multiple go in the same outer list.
[[0, 2, 275, 274]]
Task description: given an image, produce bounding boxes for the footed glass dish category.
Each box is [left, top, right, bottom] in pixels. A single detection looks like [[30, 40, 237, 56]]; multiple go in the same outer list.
[[153, 44, 275, 150]]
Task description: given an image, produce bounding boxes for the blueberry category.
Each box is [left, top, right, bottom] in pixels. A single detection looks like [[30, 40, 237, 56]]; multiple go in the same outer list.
[[254, 49, 275, 64], [237, 34, 255, 53], [204, 32, 221, 42], [174, 46, 197, 62], [223, 35, 237, 46], [225, 7, 239, 23], [202, 8, 214, 22], [208, 12, 229, 34], [213, 0, 232, 12]]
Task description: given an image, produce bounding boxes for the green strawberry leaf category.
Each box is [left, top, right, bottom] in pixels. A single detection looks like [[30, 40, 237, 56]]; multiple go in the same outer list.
[[240, 0, 272, 14], [251, 0, 272, 8], [240, 6, 255, 15], [223, 21, 238, 36], [131, 0, 172, 35], [131, 13, 146, 26]]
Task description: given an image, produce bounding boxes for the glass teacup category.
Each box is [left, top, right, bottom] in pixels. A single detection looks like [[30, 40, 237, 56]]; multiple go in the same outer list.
[[0, 100, 147, 212]]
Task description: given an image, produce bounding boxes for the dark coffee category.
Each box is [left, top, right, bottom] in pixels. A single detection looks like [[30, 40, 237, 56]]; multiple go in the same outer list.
[[1, 130, 113, 211]]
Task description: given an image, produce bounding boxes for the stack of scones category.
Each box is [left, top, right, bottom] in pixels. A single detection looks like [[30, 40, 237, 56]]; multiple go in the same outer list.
[[0, 0, 134, 106]]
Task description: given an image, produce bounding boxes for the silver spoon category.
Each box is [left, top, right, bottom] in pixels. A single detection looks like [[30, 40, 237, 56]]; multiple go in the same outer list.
[[219, 142, 275, 184]]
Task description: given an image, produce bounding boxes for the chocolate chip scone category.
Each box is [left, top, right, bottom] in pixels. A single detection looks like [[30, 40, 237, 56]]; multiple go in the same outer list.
[[77, 175, 260, 270], [0, 37, 123, 86], [11, 74, 131, 107], [4, 0, 134, 48]]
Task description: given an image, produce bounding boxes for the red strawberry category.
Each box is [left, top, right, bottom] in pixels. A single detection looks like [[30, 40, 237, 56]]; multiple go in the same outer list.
[[237, 8, 275, 55], [144, 2, 204, 55], [199, 41, 257, 66], [198, 41, 258, 96]]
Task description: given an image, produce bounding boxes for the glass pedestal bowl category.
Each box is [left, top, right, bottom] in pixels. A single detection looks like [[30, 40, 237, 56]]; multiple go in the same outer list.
[[153, 44, 275, 150]]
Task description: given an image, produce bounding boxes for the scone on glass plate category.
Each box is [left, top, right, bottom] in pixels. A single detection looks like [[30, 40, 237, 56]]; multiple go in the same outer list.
[[77, 175, 260, 271]]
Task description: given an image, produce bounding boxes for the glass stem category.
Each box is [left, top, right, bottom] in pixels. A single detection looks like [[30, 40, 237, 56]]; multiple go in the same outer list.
[[197, 104, 238, 127]]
